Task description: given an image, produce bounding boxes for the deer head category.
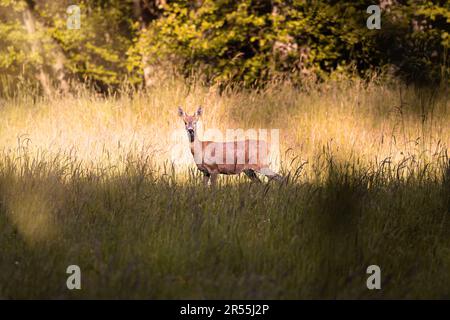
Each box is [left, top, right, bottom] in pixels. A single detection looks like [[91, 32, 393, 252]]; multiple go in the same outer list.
[[178, 106, 202, 142]]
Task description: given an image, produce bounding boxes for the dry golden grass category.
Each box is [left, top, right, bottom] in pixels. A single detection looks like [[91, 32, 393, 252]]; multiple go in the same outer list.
[[0, 78, 449, 299], [1, 78, 448, 178]]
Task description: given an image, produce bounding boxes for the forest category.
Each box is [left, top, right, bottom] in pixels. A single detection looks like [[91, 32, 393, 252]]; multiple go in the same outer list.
[[0, 0, 448, 93]]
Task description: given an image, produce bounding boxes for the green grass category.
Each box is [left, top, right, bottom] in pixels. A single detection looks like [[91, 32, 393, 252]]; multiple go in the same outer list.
[[0, 78, 449, 298], [1, 149, 450, 299]]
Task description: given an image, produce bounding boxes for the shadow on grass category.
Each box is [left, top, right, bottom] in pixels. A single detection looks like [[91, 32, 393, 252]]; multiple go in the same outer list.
[[0, 153, 450, 299]]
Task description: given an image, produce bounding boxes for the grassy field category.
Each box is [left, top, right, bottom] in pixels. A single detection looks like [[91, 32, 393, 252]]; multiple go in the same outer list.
[[0, 78, 449, 299]]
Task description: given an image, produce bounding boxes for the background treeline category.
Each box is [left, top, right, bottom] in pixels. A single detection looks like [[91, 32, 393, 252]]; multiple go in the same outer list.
[[0, 0, 448, 94]]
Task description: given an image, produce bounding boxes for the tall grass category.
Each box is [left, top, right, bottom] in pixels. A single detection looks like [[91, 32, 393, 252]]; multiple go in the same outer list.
[[0, 77, 449, 298]]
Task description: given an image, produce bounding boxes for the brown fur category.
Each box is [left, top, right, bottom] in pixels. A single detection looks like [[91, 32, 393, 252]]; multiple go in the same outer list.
[[179, 106, 283, 186]]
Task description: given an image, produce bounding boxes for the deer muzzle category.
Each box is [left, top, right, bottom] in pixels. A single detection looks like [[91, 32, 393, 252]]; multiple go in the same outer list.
[[187, 129, 195, 142]]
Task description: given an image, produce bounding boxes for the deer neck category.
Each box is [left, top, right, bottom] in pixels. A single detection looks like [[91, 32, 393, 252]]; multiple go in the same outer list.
[[189, 133, 202, 155]]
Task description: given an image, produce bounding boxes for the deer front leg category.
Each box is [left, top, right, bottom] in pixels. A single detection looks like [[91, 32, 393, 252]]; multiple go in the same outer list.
[[202, 172, 210, 186], [210, 173, 218, 187]]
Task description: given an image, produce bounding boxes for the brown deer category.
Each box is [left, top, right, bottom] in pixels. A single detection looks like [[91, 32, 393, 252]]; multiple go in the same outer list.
[[178, 106, 283, 186]]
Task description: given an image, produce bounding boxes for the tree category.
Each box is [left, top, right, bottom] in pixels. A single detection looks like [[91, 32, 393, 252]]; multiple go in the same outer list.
[[0, 0, 448, 94]]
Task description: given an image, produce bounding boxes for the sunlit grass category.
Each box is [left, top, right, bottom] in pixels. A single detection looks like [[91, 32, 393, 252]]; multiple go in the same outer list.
[[0, 78, 449, 298], [0, 78, 448, 177]]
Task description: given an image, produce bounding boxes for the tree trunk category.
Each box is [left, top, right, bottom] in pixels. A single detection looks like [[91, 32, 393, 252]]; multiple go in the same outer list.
[[51, 50, 70, 94], [23, 1, 70, 95], [22, 6, 53, 95]]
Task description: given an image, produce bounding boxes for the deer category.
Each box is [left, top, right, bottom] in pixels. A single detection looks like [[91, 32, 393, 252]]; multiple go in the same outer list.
[[178, 106, 284, 186]]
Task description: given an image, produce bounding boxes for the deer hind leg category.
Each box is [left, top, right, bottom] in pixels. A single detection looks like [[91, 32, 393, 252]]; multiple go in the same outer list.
[[244, 169, 261, 183], [258, 167, 284, 182]]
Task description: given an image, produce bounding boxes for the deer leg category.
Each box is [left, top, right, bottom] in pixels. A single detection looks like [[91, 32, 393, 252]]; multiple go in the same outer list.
[[244, 169, 261, 183], [258, 167, 284, 182], [210, 173, 218, 187], [202, 172, 210, 186]]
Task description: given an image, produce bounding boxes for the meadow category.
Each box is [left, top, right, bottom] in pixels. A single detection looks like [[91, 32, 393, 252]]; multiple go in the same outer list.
[[0, 77, 449, 299]]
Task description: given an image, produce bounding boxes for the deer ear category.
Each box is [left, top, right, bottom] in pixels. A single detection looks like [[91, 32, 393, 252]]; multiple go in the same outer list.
[[195, 106, 203, 117], [178, 106, 184, 117]]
